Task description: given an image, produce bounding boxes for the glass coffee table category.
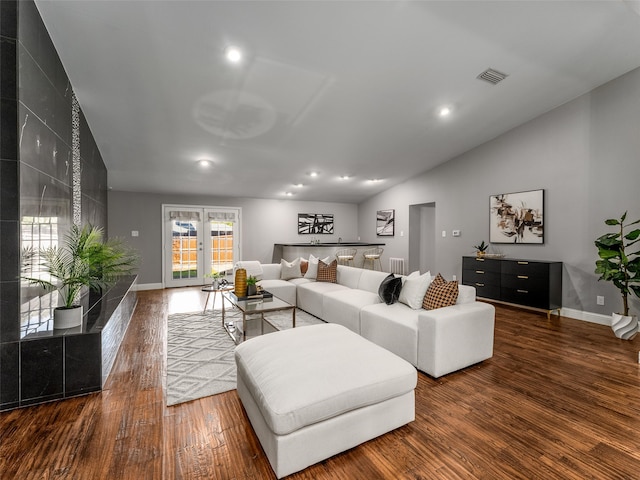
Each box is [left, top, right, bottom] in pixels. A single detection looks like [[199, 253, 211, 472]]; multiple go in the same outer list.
[[221, 291, 296, 343]]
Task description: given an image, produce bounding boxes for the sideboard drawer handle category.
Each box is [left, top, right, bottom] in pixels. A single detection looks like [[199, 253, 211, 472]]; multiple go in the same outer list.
[[475, 283, 485, 287], [517, 261, 529, 265], [476, 270, 485, 274], [517, 275, 528, 279], [476, 258, 485, 262], [517, 289, 529, 294]]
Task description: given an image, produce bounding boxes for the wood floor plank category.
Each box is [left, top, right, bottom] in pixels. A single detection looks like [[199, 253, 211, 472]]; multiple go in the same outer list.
[[1, 288, 639, 479]]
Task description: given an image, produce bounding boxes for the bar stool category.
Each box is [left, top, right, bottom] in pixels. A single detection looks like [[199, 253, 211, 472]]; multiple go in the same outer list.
[[335, 248, 357, 266], [362, 247, 383, 271]]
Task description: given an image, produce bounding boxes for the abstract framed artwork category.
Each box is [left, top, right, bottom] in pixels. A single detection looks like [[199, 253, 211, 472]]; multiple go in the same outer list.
[[376, 209, 395, 236], [489, 189, 544, 244], [298, 213, 334, 234]]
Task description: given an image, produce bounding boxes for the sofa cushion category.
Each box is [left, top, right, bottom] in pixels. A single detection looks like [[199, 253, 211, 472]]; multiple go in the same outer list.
[[361, 303, 420, 366], [323, 288, 382, 333], [378, 273, 402, 305], [317, 259, 338, 283], [398, 271, 431, 309], [336, 265, 363, 289], [358, 268, 392, 294], [258, 279, 297, 306], [296, 281, 348, 318], [422, 274, 458, 310], [280, 258, 302, 280]]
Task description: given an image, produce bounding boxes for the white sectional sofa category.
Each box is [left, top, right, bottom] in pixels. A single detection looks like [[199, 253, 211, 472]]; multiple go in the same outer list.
[[239, 261, 495, 378]]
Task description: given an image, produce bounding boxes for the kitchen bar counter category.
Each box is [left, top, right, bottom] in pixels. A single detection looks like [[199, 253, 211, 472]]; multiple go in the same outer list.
[[273, 242, 385, 268]]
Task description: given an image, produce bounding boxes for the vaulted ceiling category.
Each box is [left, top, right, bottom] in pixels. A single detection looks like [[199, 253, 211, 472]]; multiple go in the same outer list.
[[35, 0, 640, 203]]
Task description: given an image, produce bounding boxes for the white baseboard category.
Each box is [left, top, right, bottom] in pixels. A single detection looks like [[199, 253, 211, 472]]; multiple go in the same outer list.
[[135, 282, 164, 291], [560, 307, 611, 326]]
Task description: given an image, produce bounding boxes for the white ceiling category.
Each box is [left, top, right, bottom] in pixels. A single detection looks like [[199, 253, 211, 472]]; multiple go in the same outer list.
[[35, 0, 640, 203]]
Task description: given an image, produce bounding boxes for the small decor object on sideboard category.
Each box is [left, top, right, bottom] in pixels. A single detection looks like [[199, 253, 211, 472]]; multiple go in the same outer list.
[[376, 209, 395, 236], [490, 189, 544, 244], [473, 241, 489, 257], [594, 212, 640, 340], [22, 224, 138, 329]]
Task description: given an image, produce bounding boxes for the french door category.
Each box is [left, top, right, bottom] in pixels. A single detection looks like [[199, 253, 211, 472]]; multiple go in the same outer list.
[[163, 205, 240, 288]]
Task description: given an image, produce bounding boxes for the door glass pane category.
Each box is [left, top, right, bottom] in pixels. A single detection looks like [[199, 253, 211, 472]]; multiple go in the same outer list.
[[209, 221, 234, 275], [172, 221, 199, 279]]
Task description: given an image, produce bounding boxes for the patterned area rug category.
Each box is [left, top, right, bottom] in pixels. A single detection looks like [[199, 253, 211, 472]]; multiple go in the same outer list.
[[166, 308, 324, 406]]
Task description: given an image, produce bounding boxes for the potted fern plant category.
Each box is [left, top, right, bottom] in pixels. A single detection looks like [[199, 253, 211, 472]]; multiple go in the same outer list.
[[594, 212, 640, 339], [23, 224, 138, 329]]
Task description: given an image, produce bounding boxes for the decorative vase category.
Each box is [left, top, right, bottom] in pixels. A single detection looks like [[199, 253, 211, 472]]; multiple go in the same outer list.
[[54, 305, 83, 329], [476, 251, 486, 258], [247, 284, 257, 296], [235, 268, 247, 297], [611, 313, 639, 340], [211, 279, 219, 290]]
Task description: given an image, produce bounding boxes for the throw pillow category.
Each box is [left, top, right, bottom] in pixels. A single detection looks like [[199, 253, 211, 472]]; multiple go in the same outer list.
[[304, 254, 331, 279], [398, 270, 432, 309], [280, 258, 302, 280], [378, 273, 403, 305], [300, 258, 309, 275], [422, 273, 459, 310], [317, 259, 338, 283]]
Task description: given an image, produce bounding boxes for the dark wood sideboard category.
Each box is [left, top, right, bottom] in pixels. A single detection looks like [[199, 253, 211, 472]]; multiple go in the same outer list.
[[462, 256, 562, 318]]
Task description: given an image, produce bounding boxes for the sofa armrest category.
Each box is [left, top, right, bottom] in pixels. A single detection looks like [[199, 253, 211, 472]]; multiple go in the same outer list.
[[417, 301, 495, 378]]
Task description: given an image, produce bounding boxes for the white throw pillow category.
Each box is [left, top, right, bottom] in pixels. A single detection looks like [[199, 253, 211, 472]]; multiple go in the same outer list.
[[280, 258, 302, 280], [398, 270, 432, 309], [304, 254, 331, 279]]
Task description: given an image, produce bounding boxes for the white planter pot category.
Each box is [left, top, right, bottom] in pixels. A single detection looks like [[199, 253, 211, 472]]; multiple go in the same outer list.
[[54, 305, 83, 329], [611, 313, 639, 340]]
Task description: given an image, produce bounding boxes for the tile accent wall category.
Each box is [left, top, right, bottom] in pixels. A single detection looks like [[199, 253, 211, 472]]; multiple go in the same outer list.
[[0, 0, 117, 410]]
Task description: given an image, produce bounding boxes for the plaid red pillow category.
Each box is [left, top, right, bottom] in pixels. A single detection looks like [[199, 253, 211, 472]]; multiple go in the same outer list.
[[422, 273, 458, 310], [317, 259, 338, 283]]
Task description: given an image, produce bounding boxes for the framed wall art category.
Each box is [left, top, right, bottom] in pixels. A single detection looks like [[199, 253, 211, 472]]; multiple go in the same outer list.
[[489, 189, 544, 244], [376, 209, 395, 236], [298, 213, 334, 234]]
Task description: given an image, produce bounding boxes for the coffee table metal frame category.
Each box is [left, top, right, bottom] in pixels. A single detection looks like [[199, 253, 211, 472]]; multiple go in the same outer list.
[[221, 292, 296, 343]]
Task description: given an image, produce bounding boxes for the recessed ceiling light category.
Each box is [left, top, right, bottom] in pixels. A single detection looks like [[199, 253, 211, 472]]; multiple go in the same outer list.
[[309, 171, 319, 177], [225, 46, 243, 63], [293, 183, 304, 188], [339, 175, 351, 180], [284, 191, 294, 196], [368, 178, 382, 183], [439, 106, 452, 117], [197, 157, 213, 167]]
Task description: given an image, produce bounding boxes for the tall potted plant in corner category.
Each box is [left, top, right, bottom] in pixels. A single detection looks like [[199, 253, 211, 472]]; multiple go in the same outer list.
[[594, 212, 640, 340], [23, 224, 138, 329]]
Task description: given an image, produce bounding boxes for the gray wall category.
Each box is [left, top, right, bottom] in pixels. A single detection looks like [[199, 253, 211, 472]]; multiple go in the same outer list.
[[108, 191, 358, 285], [358, 66, 640, 317]]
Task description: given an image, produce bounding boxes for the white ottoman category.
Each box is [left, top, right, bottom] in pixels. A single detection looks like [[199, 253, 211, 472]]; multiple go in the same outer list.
[[235, 323, 417, 479]]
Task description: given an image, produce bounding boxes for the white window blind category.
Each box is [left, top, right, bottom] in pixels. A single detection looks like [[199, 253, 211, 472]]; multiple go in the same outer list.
[[169, 211, 201, 221]]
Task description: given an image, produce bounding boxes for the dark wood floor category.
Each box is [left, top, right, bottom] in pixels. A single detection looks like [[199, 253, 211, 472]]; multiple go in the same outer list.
[[1, 286, 639, 479]]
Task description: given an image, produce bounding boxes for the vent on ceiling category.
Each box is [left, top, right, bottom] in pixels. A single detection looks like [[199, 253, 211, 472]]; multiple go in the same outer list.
[[477, 68, 508, 85]]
